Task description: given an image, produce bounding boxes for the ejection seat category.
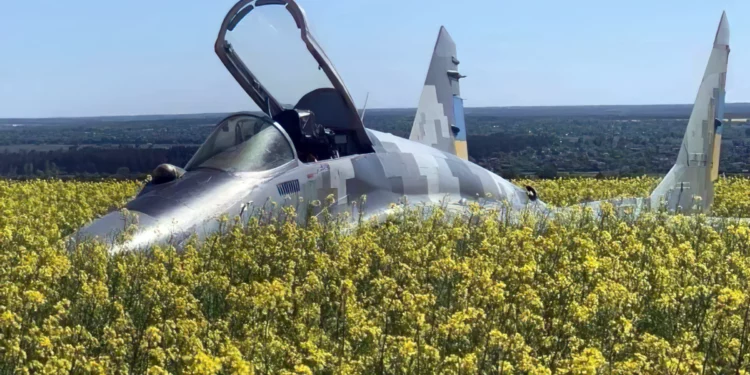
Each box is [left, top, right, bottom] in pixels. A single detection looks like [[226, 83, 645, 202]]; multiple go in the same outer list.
[[272, 109, 334, 163]]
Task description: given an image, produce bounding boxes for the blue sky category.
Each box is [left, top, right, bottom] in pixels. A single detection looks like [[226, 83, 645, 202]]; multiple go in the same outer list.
[[0, 0, 747, 117]]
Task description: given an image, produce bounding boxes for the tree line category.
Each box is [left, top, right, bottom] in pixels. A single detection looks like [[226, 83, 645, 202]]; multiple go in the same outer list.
[[0, 147, 196, 178]]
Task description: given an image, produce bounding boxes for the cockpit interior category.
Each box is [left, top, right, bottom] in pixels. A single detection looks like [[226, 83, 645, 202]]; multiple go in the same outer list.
[[272, 86, 365, 163]]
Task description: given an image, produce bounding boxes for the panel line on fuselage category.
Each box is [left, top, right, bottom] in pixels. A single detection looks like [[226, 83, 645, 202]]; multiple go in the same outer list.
[[365, 129, 531, 209]]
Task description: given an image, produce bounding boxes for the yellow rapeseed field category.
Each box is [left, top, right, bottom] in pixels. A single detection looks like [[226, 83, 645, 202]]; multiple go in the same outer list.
[[3, 177, 750, 374]]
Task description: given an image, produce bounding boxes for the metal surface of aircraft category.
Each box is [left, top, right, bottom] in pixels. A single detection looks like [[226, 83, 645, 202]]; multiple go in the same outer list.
[[74, 1, 732, 253], [575, 11, 730, 217]]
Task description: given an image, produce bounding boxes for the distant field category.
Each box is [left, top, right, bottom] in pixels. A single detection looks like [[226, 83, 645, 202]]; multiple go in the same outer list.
[[0, 143, 198, 152], [5, 106, 750, 178], [0, 144, 71, 152]]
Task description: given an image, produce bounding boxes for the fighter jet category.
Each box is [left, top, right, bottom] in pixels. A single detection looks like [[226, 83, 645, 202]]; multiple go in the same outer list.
[[74, 1, 731, 253]]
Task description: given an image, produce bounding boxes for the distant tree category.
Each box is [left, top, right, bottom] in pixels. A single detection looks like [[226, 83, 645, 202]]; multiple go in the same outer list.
[[632, 165, 646, 176], [501, 167, 520, 180], [84, 162, 98, 174], [43, 160, 59, 177], [537, 163, 558, 179], [116, 167, 130, 177]]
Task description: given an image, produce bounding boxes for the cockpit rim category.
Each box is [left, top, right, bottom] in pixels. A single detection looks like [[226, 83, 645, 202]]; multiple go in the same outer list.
[[184, 111, 301, 176]]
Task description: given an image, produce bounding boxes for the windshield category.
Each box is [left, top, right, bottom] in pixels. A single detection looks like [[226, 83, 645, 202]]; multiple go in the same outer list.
[[185, 114, 294, 173], [225, 3, 333, 109]]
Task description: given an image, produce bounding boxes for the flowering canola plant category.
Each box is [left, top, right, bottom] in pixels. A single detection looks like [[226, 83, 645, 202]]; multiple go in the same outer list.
[[518, 176, 750, 218], [3, 178, 750, 374]]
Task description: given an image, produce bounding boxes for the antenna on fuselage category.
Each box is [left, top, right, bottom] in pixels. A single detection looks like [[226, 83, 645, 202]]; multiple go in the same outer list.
[[360, 92, 370, 123]]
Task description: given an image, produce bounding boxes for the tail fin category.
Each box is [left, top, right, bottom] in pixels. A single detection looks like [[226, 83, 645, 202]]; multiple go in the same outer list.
[[409, 26, 468, 160], [650, 12, 730, 213]]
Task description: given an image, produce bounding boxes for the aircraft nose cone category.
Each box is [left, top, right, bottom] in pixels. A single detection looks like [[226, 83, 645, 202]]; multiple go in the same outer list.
[[71, 209, 185, 254]]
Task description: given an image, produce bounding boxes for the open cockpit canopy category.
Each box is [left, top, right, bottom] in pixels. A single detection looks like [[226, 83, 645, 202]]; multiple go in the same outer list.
[[215, 0, 373, 155]]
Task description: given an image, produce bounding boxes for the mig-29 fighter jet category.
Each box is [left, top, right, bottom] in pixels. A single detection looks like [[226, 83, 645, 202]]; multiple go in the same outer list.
[[74, 1, 731, 253]]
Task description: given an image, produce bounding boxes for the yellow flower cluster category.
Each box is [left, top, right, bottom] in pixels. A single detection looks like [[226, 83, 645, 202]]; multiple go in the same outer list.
[[3, 178, 750, 374], [712, 177, 750, 217], [514, 176, 659, 207], [518, 176, 750, 217]]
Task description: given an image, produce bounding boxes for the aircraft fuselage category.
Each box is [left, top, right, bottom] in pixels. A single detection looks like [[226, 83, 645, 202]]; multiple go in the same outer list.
[[74, 126, 536, 253]]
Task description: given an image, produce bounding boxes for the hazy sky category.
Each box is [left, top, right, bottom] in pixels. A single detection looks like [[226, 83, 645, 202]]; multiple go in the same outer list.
[[1, 0, 748, 118]]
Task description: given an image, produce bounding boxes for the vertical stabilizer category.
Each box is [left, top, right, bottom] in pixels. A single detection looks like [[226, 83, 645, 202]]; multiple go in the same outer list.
[[409, 26, 468, 159], [711, 12, 730, 182], [650, 12, 730, 213]]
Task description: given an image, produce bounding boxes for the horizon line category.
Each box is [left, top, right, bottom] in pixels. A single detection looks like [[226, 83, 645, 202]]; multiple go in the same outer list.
[[5, 102, 750, 120]]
